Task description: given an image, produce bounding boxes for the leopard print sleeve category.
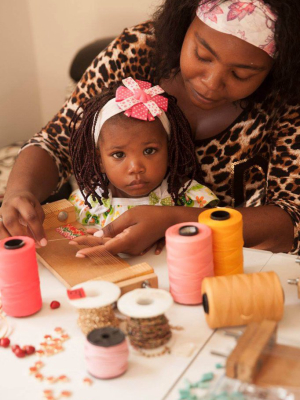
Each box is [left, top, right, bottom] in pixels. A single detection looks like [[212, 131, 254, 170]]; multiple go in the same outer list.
[[20, 22, 155, 192], [266, 104, 300, 254]]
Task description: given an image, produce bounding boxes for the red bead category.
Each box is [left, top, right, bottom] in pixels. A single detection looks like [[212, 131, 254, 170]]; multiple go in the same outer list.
[[50, 301, 60, 309], [15, 348, 26, 358], [11, 344, 20, 353], [0, 337, 10, 348], [23, 345, 35, 355]]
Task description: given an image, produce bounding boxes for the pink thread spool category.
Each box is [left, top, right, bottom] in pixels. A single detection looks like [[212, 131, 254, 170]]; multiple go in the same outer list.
[[166, 222, 214, 305], [85, 327, 129, 379], [0, 236, 42, 317]]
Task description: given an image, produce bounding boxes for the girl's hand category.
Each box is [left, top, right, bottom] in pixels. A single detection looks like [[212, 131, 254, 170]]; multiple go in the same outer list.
[[69, 206, 170, 257], [0, 191, 46, 246]]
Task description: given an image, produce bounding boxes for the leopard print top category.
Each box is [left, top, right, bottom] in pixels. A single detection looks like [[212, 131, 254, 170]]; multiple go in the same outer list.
[[22, 22, 300, 254]]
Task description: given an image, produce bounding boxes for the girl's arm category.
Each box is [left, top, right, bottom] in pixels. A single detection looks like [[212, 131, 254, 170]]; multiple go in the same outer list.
[[72, 203, 294, 257]]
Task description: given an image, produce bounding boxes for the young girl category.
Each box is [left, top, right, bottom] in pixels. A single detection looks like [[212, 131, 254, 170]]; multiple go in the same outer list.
[[68, 77, 218, 228]]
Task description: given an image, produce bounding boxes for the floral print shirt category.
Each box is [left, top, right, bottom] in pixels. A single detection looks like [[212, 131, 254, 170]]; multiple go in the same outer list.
[[69, 178, 219, 228]]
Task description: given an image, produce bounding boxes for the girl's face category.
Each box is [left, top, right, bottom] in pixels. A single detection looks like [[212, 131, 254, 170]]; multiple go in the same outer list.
[[98, 116, 168, 198], [180, 17, 274, 110]]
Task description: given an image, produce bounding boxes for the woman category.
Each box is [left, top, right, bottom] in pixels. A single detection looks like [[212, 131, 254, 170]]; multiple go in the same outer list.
[[1, 0, 299, 255]]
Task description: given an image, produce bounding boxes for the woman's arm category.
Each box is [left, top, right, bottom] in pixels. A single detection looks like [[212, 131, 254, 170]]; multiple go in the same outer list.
[[72, 203, 295, 256], [0, 146, 58, 243], [0, 23, 155, 242]]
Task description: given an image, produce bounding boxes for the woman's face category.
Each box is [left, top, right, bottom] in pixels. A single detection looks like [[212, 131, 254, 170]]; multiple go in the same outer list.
[[180, 17, 274, 110]]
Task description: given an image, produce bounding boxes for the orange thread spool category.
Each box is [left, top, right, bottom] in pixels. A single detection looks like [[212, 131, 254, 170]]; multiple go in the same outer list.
[[199, 208, 244, 276], [201, 271, 284, 329]]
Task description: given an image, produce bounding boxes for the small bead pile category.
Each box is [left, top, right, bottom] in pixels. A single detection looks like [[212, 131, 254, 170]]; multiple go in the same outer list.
[[178, 372, 215, 400], [42, 389, 72, 400], [29, 361, 70, 383], [36, 327, 69, 357]]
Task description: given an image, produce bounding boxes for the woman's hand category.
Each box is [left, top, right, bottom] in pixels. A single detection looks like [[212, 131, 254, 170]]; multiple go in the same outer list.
[[69, 206, 172, 257], [0, 191, 46, 245]]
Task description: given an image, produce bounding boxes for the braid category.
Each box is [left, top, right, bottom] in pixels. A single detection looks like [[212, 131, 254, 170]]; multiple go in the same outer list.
[[69, 89, 115, 207], [166, 94, 202, 205]]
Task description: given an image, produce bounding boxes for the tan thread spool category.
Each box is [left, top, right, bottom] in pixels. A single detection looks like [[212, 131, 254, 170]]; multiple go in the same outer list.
[[201, 271, 284, 329]]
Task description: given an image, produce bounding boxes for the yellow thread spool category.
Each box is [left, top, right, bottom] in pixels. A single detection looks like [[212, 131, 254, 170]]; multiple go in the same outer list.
[[201, 271, 284, 329], [199, 208, 243, 276]]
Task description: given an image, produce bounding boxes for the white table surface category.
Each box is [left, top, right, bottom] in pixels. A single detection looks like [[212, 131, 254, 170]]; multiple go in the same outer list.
[[1, 247, 298, 400]]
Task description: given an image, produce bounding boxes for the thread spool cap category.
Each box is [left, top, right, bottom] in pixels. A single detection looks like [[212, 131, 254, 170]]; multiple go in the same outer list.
[[210, 210, 230, 221], [67, 281, 121, 309], [4, 239, 25, 250], [202, 293, 209, 314], [179, 225, 199, 236], [87, 327, 125, 348], [118, 288, 173, 318]]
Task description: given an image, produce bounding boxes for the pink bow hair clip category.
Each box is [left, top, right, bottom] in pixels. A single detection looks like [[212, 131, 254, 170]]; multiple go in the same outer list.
[[115, 77, 168, 121]]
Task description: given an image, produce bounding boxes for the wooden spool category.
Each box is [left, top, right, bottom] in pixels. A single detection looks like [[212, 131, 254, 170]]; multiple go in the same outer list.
[[226, 320, 300, 388], [36, 199, 158, 294]]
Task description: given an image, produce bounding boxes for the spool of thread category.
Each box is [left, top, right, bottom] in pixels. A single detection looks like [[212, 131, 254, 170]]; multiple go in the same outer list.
[[118, 288, 173, 351], [67, 281, 121, 335], [85, 327, 129, 379], [201, 271, 284, 329], [0, 236, 42, 317], [165, 222, 214, 305], [199, 208, 244, 276]]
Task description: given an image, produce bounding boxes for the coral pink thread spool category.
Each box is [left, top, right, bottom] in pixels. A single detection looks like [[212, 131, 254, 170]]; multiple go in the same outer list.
[[0, 236, 42, 317], [85, 327, 129, 379], [166, 223, 214, 305]]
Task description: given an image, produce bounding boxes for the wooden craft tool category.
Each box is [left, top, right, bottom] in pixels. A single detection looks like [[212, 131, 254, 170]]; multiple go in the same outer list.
[[36, 199, 158, 293], [226, 320, 300, 388], [288, 278, 300, 299]]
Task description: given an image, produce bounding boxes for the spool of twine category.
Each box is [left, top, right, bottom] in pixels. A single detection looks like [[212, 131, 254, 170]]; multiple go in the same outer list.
[[201, 271, 284, 329], [85, 327, 129, 379], [0, 237, 42, 317], [199, 208, 244, 276], [166, 222, 214, 304]]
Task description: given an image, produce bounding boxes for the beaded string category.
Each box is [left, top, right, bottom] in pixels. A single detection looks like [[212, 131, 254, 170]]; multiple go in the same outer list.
[[77, 305, 119, 335], [126, 314, 172, 357]]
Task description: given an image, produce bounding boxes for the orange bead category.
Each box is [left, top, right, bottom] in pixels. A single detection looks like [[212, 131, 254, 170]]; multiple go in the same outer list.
[[54, 327, 63, 332], [29, 366, 37, 374], [61, 391, 72, 397]]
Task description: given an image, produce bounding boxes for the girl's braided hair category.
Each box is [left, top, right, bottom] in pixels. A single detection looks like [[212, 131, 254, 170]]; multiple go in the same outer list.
[[152, 0, 300, 108], [69, 85, 202, 207]]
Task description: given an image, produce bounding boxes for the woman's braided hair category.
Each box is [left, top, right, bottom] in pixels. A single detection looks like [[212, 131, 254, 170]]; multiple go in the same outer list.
[[152, 0, 300, 108], [69, 85, 202, 207]]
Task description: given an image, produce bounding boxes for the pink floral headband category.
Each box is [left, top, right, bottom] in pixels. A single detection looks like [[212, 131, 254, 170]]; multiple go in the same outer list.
[[196, 0, 277, 58], [93, 78, 171, 145]]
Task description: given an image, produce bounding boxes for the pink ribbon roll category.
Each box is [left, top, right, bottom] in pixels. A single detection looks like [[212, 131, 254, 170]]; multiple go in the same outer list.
[[166, 223, 214, 305], [85, 327, 129, 379], [0, 236, 42, 317]]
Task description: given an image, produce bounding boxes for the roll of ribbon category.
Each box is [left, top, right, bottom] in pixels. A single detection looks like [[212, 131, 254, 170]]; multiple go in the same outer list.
[[165, 222, 214, 305], [199, 208, 244, 276], [0, 236, 42, 317], [67, 281, 121, 335], [201, 271, 284, 329], [85, 327, 129, 379]]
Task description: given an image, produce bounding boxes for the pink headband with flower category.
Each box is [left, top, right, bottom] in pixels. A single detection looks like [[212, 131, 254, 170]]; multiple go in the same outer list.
[[93, 78, 170, 145], [196, 0, 277, 58]]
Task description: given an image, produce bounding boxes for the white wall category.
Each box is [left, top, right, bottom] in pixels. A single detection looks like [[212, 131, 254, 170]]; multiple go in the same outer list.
[[0, 0, 161, 148]]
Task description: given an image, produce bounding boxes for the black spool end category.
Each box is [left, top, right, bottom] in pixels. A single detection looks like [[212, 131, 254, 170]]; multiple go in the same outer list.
[[179, 225, 199, 236], [87, 327, 125, 348], [4, 239, 25, 250], [202, 293, 209, 314], [210, 210, 230, 221]]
